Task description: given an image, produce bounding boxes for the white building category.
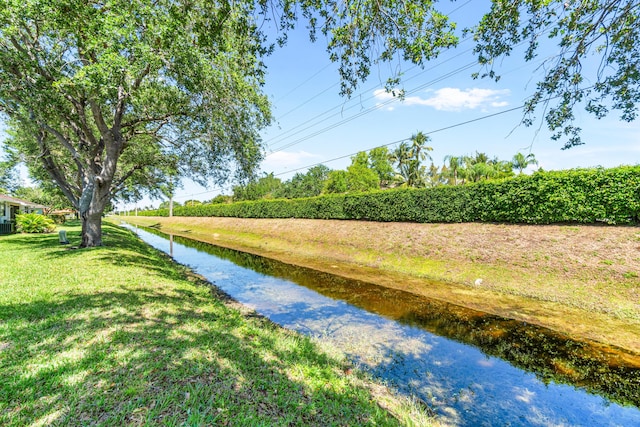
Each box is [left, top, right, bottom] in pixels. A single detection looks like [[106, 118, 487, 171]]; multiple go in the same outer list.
[[0, 194, 48, 234]]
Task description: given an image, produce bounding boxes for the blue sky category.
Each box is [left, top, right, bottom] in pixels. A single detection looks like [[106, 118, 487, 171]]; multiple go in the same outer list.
[[2, 1, 639, 208], [166, 0, 639, 206]]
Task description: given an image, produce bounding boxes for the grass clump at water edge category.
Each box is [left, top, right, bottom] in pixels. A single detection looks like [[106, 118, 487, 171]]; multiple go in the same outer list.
[[0, 221, 434, 426]]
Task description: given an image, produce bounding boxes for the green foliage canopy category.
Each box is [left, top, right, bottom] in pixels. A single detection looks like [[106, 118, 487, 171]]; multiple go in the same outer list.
[[324, 170, 349, 194], [472, 0, 640, 147], [278, 165, 332, 199], [0, 160, 18, 194], [3, 0, 640, 244], [368, 147, 395, 185], [159, 200, 181, 209], [345, 161, 380, 193], [13, 185, 74, 210], [0, 0, 460, 246], [0, 0, 275, 245], [390, 132, 433, 187], [512, 152, 538, 174], [323, 152, 380, 194], [233, 172, 283, 201]]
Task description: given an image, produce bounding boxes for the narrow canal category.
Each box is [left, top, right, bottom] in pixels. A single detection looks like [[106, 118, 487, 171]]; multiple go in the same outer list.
[[127, 224, 640, 426]]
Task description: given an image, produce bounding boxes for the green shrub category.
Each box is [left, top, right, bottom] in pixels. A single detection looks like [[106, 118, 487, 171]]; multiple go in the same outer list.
[[16, 213, 56, 233], [48, 214, 67, 224], [139, 166, 640, 225]]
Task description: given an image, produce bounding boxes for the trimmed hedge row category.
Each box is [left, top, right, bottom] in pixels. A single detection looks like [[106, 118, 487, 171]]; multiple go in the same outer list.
[[140, 166, 640, 224]]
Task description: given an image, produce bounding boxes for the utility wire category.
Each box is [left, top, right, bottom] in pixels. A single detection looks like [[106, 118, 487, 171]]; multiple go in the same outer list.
[[273, 104, 525, 177], [166, 60, 475, 201], [292, 57, 539, 150], [266, 43, 476, 151], [274, 82, 340, 121], [269, 60, 478, 153], [271, 82, 596, 177], [171, 1, 506, 200], [173, 87, 498, 200], [273, 63, 334, 104], [168, 83, 566, 200], [265, 1, 475, 150], [170, 186, 226, 201], [175, 78, 583, 199], [265, 20, 553, 153], [447, 0, 474, 15]]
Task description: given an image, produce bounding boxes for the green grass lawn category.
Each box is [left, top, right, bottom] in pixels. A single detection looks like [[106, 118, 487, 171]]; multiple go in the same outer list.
[[0, 221, 429, 426]]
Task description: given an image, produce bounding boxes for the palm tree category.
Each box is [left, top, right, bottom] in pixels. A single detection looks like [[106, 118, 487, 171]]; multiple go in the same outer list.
[[472, 151, 490, 165], [390, 141, 412, 186], [472, 162, 498, 181], [427, 162, 444, 187], [443, 155, 462, 185], [390, 132, 434, 187], [409, 132, 433, 163], [407, 132, 433, 187], [460, 153, 493, 182], [512, 152, 538, 174]]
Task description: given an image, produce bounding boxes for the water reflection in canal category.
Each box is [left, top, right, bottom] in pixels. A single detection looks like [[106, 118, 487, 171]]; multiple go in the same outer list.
[[128, 225, 640, 426]]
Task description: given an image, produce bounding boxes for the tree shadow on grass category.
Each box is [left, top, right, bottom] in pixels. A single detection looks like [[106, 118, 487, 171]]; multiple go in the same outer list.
[[1, 247, 397, 426], [0, 232, 65, 251], [38, 223, 193, 284], [1, 222, 129, 253]]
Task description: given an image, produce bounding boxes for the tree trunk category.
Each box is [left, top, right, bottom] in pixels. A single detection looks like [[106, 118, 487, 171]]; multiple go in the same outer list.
[[81, 209, 103, 247], [79, 176, 111, 247]]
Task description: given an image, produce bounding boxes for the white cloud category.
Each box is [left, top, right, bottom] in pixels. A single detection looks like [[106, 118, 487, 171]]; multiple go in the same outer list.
[[373, 87, 511, 111], [491, 101, 509, 108], [262, 150, 322, 170], [373, 89, 399, 111]]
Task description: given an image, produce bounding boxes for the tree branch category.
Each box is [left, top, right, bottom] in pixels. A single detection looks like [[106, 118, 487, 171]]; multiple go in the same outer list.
[[111, 165, 143, 195], [89, 99, 111, 137], [120, 107, 193, 129], [11, 30, 82, 103], [74, 99, 100, 147], [35, 132, 80, 208], [37, 120, 85, 172], [113, 62, 152, 130]]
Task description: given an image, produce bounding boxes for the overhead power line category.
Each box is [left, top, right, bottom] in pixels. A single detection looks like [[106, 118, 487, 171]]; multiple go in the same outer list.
[[273, 103, 525, 177], [265, 45, 477, 152], [273, 63, 334, 104], [172, 98, 518, 200], [274, 82, 340, 122], [271, 81, 596, 177], [268, 60, 478, 154], [265, 0, 475, 144], [265, 23, 555, 154]]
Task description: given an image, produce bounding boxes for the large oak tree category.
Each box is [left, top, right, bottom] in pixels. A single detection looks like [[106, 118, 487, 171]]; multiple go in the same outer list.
[[0, 0, 457, 246]]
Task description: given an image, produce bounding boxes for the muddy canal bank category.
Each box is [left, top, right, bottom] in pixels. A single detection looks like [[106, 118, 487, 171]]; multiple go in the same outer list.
[[115, 216, 640, 355]]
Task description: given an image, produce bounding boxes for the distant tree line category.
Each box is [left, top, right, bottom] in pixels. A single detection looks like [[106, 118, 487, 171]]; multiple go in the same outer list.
[[230, 133, 539, 202], [140, 166, 640, 226], [5, 137, 538, 210]]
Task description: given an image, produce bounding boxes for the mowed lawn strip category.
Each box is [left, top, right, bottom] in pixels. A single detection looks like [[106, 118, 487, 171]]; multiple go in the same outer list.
[[0, 222, 431, 426]]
